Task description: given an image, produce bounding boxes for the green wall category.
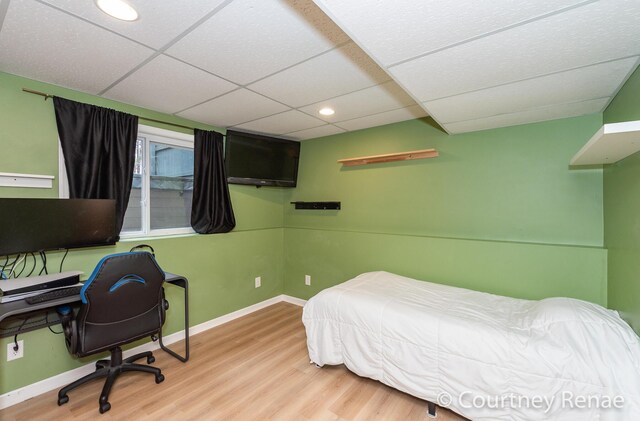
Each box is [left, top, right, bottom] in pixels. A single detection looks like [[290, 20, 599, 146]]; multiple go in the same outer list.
[[603, 65, 640, 333], [0, 68, 620, 397], [0, 72, 285, 394], [283, 116, 607, 304], [603, 66, 640, 124]]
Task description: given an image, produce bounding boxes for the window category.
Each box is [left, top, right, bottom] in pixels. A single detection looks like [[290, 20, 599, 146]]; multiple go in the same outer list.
[[121, 125, 195, 237], [59, 124, 195, 238]]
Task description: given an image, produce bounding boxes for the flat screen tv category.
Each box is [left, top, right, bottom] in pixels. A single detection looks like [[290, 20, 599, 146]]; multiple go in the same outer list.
[[225, 130, 300, 187], [0, 198, 117, 256]]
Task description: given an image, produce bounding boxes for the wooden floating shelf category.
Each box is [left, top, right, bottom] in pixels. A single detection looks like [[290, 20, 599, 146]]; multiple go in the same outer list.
[[338, 149, 438, 167]]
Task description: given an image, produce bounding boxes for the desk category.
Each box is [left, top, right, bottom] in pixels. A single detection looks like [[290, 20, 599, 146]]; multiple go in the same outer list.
[[159, 272, 190, 362], [0, 272, 190, 362]]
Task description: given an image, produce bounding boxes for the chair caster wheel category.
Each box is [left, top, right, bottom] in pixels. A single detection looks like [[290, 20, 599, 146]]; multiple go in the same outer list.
[[147, 355, 155, 364], [99, 402, 111, 414], [155, 374, 165, 384], [58, 395, 69, 406]]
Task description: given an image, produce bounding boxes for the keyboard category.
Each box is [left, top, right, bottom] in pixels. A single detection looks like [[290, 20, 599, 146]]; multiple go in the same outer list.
[[25, 286, 83, 305]]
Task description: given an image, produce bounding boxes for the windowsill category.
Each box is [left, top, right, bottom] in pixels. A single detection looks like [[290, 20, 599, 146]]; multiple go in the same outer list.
[[119, 232, 198, 242]]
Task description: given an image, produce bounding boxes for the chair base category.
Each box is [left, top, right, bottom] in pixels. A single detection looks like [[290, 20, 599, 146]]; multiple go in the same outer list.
[[57, 346, 164, 414]]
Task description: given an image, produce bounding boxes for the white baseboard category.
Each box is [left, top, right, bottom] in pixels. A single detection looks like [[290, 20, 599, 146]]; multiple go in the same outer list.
[[0, 294, 305, 410], [281, 294, 307, 307]]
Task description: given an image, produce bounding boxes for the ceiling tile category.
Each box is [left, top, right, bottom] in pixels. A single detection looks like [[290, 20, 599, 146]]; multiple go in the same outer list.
[[313, 0, 587, 67], [103, 55, 237, 114], [248, 42, 389, 107], [445, 98, 610, 134], [390, 0, 640, 102], [286, 124, 346, 140], [427, 57, 639, 124], [0, 0, 154, 94], [167, 0, 349, 85], [39, 0, 227, 49], [335, 105, 427, 132], [177, 89, 289, 127], [300, 81, 417, 123], [234, 110, 326, 135]]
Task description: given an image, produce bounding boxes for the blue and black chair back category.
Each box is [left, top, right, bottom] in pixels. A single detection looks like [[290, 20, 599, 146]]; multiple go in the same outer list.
[[75, 251, 166, 357], [58, 251, 168, 414]]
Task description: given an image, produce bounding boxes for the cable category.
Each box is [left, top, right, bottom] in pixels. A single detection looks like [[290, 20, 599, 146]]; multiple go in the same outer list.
[[26, 253, 37, 277], [39, 252, 45, 275], [15, 253, 29, 278], [13, 317, 28, 352], [8, 254, 22, 278], [4, 254, 16, 277], [1, 256, 8, 278], [46, 312, 63, 335], [39, 251, 48, 276], [0, 315, 47, 332], [59, 249, 69, 273], [0, 255, 15, 279], [130, 244, 155, 256]]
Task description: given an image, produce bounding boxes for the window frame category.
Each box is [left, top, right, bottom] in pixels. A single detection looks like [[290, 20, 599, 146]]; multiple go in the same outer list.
[[59, 124, 196, 239]]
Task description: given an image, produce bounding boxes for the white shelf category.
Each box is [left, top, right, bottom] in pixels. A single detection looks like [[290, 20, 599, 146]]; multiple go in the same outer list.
[[571, 120, 640, 166], [0, 172, 55, 189]]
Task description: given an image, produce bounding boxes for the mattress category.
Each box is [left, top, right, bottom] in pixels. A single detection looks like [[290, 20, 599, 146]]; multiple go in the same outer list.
[[302, 271, 640, 420]]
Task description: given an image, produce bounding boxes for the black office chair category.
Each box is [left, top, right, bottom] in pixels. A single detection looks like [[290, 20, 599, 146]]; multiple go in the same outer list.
[[56, 251, 168, 414]]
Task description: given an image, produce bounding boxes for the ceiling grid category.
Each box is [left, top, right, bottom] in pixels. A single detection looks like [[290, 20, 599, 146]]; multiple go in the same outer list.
[[0, 0, 637, 139]]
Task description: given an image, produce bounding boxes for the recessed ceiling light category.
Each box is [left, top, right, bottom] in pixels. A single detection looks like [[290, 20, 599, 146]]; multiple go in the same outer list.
[[96, 0, 139, 21], [319, 107, 335, 116]]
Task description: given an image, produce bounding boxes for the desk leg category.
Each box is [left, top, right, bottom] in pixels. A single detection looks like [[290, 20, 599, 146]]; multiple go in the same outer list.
[[159, 279, 189, 362]]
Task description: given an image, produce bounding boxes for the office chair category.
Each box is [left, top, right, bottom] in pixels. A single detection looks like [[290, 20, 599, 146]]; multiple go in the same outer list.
[[56, 252, 168, 414]]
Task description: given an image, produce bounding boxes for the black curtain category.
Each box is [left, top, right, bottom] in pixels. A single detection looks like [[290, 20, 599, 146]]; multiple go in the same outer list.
[[191, 129, 236, 234], [53, 97, 138, 237]]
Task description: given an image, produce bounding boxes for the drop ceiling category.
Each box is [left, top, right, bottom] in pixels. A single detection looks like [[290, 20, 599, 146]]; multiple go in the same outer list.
[[0, 0, 637, 140]]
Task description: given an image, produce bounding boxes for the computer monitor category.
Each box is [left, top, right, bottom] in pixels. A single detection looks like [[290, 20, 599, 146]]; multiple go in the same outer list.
[[0, 198, 117, 256]]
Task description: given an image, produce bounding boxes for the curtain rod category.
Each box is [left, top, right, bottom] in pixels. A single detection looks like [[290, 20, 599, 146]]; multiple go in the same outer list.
[[22, 88, 198, 132]]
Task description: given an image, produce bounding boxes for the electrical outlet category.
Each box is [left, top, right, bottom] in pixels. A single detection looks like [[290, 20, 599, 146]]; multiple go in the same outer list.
[[255, 276, 261, 288], [7, 340, 24, 361], [305, 275, 311, 286]]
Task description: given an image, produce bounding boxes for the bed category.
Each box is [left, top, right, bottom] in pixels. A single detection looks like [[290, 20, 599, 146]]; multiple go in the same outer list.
[[302, 271, 640, 420]]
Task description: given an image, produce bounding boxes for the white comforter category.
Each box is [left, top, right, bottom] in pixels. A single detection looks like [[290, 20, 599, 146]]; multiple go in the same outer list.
[[302, 271, 640, 420]]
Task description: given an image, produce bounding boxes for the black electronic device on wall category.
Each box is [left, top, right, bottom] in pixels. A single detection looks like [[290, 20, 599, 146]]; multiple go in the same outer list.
[[0, 198, 117, 256], [290, 201, 341, 210], [225, 130, 300, 188]]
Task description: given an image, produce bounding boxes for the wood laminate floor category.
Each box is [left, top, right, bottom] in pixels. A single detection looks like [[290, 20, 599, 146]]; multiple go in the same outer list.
[[1, 303, 468, 421]]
